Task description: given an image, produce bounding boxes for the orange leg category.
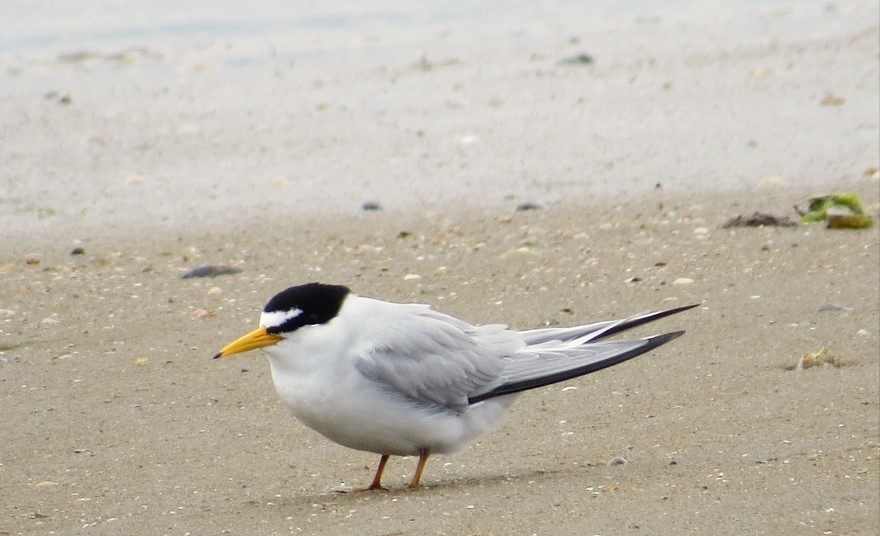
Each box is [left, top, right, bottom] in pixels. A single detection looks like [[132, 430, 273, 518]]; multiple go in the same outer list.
[[360, 454, 390, 492], [409, 450, 430, 489]]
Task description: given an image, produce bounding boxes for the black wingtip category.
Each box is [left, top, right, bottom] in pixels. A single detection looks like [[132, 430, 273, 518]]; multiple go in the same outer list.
[[587, 303, 699, 342], [212, 352, 222, 360], [646, 329, 686, 346], [469, 329, 690, 404]]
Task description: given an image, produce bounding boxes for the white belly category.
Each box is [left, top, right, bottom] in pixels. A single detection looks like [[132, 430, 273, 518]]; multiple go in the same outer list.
[[267, 353, 516, 456]]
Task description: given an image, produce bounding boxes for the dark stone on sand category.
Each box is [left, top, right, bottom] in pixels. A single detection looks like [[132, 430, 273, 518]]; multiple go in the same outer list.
[[721, 212, 796, 228], [181, 265, 243, 279], [515, 201, 543, 211]]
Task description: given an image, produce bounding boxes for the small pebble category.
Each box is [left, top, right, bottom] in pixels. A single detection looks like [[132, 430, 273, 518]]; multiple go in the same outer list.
[[207, 286, 223, 295], [403, 274, 421, 281], [70, 247, 85, 256], [135, 358, 149, 367], [515, 201, 543, 212], [856, 329, 871, 337], [608, 456, 628, 466], [672, 277, 694, 285], [360, 201, 382, 211], [756, 176, 785, 189], [796, 347, 841, 370], [819, 92, 845, 106], [181, 265, 242, 279], [817, 303, 846, 312], [559, 53, 594, 65], [502, 247, 540, 259]]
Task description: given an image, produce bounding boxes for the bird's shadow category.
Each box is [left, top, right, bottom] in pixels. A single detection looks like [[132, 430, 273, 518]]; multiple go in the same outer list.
[[267, 465, 567, 508]]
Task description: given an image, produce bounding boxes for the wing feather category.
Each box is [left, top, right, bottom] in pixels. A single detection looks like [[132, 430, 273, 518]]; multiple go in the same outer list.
[[354, 310, 512, 410], [468, 332, 684, 403], [352, 299, 694, 410]]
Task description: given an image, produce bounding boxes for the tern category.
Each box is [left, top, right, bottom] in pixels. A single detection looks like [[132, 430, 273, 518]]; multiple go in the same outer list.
[[214, 282, 695, 491]]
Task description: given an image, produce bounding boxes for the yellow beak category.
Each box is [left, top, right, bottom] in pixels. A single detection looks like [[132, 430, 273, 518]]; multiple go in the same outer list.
[[213, 327, 283, 359]]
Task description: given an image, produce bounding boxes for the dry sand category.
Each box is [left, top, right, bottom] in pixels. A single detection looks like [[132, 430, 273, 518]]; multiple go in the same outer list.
[[2, 187, 878, 536], [2, 2, 880, 535]]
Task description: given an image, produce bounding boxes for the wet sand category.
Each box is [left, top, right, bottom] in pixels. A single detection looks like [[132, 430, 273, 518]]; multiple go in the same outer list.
[[2, 2, 879, 535]]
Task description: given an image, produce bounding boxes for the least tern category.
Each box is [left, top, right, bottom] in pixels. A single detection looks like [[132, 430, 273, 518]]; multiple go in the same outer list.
[[214, 282, 695, 490]]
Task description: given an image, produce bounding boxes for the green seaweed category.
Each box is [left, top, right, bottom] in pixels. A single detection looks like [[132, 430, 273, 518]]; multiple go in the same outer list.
[[798, 193, 873, 228]]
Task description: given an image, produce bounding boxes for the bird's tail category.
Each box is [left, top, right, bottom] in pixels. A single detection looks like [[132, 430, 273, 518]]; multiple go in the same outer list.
[[467, 304, 697, 404]]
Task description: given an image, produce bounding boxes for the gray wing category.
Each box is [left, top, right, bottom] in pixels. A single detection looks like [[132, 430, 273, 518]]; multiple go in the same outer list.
[[468, 331, 684, 403], [356, 303, 694, 408], [354, 307, 522, 410]]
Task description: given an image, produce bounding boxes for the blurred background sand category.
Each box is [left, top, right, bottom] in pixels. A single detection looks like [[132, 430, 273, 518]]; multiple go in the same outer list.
[[2, 0, 878, 235]]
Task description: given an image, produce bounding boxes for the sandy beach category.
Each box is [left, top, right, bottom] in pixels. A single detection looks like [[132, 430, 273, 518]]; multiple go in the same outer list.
[[2, 2, 879, 535]]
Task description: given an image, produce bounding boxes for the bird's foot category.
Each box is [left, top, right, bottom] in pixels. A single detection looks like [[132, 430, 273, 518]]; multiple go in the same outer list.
[[334, 483, 389, 493], [355, 483, 389, 492]]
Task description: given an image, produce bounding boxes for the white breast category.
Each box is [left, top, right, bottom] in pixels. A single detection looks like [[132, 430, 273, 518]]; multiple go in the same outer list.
[[262, 298, 518, 456]]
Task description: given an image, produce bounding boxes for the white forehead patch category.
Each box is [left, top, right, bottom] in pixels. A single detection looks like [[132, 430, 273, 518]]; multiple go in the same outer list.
[[260, 308, 303, 329]]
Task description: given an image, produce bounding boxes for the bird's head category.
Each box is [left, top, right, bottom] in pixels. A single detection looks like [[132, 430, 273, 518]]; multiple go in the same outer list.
[[213, 282, 350, 359]]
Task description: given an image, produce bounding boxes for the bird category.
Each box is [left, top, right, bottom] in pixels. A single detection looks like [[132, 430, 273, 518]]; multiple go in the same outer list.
[[213, 282, 695, 491]]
